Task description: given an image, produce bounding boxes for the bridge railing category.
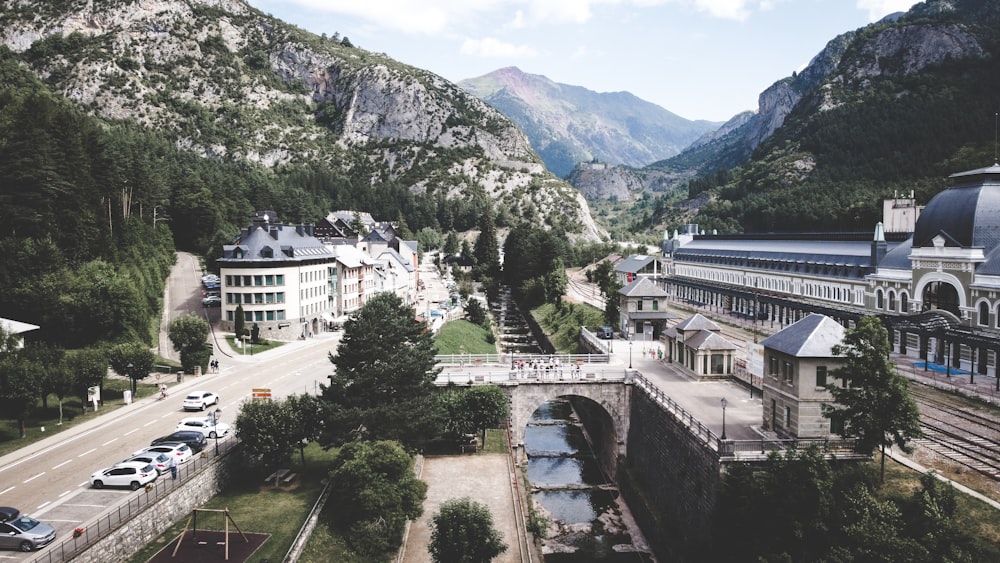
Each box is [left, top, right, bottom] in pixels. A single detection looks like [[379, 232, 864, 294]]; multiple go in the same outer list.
[[435, 366, 627, 386], [435, 353, 611, 367], [632, 372, 718, 446]]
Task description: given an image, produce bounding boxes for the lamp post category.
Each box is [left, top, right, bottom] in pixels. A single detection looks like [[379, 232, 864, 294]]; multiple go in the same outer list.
[[127, 363, 134, 395], [720, 398, 728, 440], [211, 407, 222, 455], [628, 337, 633, 369]]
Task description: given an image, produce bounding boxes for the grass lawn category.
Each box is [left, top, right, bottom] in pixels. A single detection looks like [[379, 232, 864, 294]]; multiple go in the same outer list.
[[224, 335, 284, 356], [434, 319, 497, 355], [0, 377, 171, 458]]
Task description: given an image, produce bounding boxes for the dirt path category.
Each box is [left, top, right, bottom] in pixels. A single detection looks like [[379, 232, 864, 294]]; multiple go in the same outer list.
[[402, 454, 528, 562]]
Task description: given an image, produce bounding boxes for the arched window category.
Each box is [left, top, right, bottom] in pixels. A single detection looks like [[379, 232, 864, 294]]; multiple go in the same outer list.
[[876, 289, 884, 309], [888, 291, 897, 312], [980, 302, 991, 326], [901, 293, 909, 313]]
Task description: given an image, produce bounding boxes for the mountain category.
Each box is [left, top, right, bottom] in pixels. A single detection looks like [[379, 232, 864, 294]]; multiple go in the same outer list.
[[584, 0, 1000, 236], [0, 0, 602, 240], [458, 67, 720, 178]]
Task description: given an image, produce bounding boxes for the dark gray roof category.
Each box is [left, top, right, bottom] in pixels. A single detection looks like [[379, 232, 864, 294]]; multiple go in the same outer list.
[[760, 313, 845, 357], [673, 313, 720, 333], [220, 223, 333, 263], [619, 277, 668, 297], [685, 329, 738, 351], [878, 237, 912, 270], [615, 255, 656, 274], [913, 163, 1000, 251]]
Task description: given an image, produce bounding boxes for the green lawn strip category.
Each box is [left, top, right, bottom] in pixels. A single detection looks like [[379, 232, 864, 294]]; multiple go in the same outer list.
[[480, 428, 509, 454], [532, 301, 605, 352], [433, 319, 497, 355], [0, 378, 165, 458], [224, 335, 284, 356]]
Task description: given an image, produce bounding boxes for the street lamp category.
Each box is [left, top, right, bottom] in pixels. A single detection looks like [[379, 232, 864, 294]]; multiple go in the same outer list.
[[720, 398, 728, 440], [127, 363, 134, 395], [211, 407, 222, 455], [628, 337, 633, 369]]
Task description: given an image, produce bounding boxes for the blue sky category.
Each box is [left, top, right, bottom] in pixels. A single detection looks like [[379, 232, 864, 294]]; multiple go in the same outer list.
[[246, 0, 921, 123]]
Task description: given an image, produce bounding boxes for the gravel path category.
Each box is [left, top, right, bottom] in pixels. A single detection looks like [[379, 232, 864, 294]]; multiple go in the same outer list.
[[402, 454, 526, 563]]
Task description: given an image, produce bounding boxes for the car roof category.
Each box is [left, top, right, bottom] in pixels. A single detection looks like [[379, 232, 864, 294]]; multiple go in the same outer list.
[[148, 442, 189, 449], [186, 390, 212, 396], [113, 460, 151, 468], [0, 507, 19, 522]]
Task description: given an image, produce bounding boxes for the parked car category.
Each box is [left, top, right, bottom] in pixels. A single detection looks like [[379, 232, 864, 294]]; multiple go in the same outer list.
[[596, 325, 614, 339], [120, 452, 173, 475], [0, 507, 56, 552], [176, 416, 230, 439], [202, 295, 222, 307], [150, 431, 207, 453], [91, 461, 158, 490], [135, 443, 193, 465], [183, 390, 220, 411]]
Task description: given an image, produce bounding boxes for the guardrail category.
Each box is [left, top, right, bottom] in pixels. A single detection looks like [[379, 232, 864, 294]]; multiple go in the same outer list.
[[28, 438, 237, 563], [435, 353, 611, 367], [435, 367, 627, 386]]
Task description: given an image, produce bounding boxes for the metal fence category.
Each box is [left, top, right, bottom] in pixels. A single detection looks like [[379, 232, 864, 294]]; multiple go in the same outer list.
[[28, 438, 237, 563], [435, 367, 627, 386]]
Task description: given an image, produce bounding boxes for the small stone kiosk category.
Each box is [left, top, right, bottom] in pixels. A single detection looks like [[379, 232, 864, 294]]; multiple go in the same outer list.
[[759, 313, 846, 438], [663, 313, 738, 379]]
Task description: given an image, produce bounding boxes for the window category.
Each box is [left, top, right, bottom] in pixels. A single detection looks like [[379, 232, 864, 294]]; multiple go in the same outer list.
[[255, 293, 264, 304], [901, 293, 908, 313], [769, 356, 779, 378], [785, 406, 791, 427], [782, 361, 793, 384], [652, 300, 659, 311], [266, 311, 275, 321], [276, 275, 284, 285], [276, 310, 285, 320], [277, 292, 285, 303], [979, 302, 990, 327], [266, 275, 274, 286], [876, 290, 884, 309], [816, 366, 827, 387], [637, 300, 643, 311], [254, 275, 263, 286], [888, 291, 896, 312]]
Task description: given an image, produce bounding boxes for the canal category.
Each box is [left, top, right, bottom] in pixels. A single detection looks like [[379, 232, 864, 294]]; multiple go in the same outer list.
[[525, 398, 654, 562]]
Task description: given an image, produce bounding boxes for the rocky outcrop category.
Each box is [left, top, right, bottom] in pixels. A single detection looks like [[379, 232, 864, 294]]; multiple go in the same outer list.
[[1, 0, 602, 239]]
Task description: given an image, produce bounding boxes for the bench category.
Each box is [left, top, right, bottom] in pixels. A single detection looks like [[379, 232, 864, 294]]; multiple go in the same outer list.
[[280, 472, 297, 485], [264, 468, 290, 484]]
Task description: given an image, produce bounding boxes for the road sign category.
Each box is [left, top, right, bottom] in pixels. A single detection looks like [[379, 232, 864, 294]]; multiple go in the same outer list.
[[252, 388, 272, 400]]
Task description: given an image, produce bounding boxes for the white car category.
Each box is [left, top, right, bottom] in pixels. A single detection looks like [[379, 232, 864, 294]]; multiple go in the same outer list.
[[176, 416, 230, 439], [120, 452, 173, 475], [135, 443, 193, 465], [183, 390, 220, 411], [91, 461, 158, 490]]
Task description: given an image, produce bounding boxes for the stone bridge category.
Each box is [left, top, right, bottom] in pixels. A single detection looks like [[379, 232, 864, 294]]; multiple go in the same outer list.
[[436, 367, 633, 466]]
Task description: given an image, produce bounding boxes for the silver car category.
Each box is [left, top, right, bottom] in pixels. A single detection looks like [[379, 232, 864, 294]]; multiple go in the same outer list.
[[0, 507, 56, 552]]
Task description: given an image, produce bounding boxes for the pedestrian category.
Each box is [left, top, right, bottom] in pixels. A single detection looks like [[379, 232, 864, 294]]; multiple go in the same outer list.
[[169, 455, 178, 480]]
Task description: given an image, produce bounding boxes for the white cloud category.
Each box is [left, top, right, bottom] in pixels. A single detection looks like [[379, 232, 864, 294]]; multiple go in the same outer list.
[[856, 0, 920, 21], [460, 37, 539, 58]]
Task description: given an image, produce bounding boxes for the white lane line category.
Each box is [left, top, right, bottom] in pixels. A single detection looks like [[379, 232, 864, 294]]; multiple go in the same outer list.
[[52, 460, 72, 470], [36, 501, 49, 510], [78, 448, 96, 457], [143, 420, 157, 427], [0, 486, 13, 495], [24, 472, 44, 483], [125, 428, 139, 435], [58, 490, 73, 498], [102, 438, 117, 446]]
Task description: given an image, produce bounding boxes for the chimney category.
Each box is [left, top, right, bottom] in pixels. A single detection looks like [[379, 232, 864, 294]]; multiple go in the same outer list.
[[270, 225, 280, 240], [296, 224, 305, 236]]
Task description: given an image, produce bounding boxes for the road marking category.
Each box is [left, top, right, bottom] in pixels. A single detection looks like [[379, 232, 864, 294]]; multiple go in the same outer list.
[[144, 420, 157, 426], [52, 460, 72, 470], [102, 438, 117, 446], [58, 491, 73, 498], [78, 448, 96, 457], [24, 472, 44, 483], [36, 501, 50, 510], [0, 486, 13, 495], [125, 428, 139, 435]]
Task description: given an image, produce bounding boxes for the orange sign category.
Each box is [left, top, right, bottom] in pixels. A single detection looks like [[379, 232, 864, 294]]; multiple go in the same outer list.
[[252, 388, 272, 400]]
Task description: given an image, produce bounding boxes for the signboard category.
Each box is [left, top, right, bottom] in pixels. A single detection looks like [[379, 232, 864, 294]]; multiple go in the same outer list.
[[252, 388, 272, 400], [746, 342, 764, 378]]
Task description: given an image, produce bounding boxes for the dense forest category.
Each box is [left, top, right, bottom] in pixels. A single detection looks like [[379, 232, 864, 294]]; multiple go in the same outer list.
[[0, 47, 500, 349]]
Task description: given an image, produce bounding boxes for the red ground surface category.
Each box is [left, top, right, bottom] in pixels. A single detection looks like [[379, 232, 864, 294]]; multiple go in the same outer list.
[[146, 530, 270, 563]]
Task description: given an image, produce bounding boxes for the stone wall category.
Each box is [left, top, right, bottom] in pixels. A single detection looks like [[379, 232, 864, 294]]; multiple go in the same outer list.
[[569, 396, 621, 481], [72, 456, 230, 563], [620, 389, 721, 559]]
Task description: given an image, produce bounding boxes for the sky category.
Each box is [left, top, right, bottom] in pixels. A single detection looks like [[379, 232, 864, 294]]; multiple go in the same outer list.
[[245, 0, 922, 123]]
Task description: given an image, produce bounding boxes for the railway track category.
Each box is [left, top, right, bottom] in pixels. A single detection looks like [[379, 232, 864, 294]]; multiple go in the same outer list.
[[911, 384, 1000, 480]]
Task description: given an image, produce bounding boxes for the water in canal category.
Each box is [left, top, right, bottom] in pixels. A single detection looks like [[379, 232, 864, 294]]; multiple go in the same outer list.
[[525, 399, 655, 562]]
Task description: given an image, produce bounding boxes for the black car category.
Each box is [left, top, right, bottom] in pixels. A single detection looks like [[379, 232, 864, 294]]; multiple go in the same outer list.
[[150, 431, 207, 453]]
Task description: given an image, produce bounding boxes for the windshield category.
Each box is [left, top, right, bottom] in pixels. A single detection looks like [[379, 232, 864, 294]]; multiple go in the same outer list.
[[10, 516, 39, 532]]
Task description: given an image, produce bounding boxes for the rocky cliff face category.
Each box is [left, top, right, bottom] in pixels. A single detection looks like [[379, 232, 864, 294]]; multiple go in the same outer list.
[[0, 0, 601, 239], [459, 67, 720, 179]]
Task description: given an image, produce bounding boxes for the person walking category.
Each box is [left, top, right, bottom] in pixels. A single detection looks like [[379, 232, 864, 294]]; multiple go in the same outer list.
[[169, 455, 178, 480]]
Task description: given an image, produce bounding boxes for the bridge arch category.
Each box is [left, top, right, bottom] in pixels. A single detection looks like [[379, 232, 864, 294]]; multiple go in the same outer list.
[[507, 381, 631, 478]]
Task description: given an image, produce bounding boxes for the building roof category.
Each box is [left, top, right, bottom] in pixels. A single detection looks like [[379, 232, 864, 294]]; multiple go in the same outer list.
[[378, 248, 415, 272], [685, 329, 738, 351], [760, 313, 845, 358], [615, 255, 657, 274], [673, 313, 721, 333], [0, 318, 40, 335], [619, 276, 668, 297], [330, 244, 372, 268], [913, 163, 1000, 250], [220, 222, 333, 263]]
